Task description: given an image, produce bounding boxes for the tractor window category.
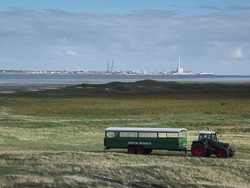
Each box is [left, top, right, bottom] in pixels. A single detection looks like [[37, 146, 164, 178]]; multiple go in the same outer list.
[[211, 134, 215, 141], [213, 134, 218, 141], [199, 134, 204, 140], [198, 134, 203, 140], [199, 134, 211, 140]]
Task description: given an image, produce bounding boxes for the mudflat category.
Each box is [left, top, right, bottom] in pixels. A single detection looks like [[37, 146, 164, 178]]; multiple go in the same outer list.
[[0, 83, 75, 93]]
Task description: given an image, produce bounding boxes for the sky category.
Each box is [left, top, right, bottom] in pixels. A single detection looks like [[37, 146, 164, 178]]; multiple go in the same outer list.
[[0, 0, 250, 75]]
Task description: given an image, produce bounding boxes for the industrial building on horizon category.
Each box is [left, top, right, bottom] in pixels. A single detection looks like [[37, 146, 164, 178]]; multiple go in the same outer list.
[[169, 55, 194, 75], [169, 55, 214, 75]]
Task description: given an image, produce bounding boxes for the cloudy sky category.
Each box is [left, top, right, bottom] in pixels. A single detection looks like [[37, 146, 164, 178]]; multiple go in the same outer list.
[[0, 0, 250, 75]]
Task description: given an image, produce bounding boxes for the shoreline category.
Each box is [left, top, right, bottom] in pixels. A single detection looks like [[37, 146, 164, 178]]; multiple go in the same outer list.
[[0, 81, 111, 93], [0, 83, 77, 93]]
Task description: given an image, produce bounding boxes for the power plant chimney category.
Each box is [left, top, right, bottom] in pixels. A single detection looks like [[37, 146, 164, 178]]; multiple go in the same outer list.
[[107, 59, 110, 72], [177, 55, 183, 74], [179, 55, 181, 70], [111, 59, 114, 72]]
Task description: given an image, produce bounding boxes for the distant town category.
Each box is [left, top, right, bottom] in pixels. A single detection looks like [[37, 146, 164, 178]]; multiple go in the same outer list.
[[0, 56, 214, 76]]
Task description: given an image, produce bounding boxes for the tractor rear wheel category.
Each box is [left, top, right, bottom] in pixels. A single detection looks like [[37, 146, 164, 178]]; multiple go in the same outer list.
[[191, 143, 206, 157], [216, 147, 229, 158]]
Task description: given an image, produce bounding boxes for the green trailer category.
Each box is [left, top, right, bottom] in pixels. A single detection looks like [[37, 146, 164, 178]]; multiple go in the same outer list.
[[104, 127, 187, 154]]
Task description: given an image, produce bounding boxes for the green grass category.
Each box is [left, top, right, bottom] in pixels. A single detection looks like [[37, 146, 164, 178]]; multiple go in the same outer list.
[[0, 80, 250, 187]]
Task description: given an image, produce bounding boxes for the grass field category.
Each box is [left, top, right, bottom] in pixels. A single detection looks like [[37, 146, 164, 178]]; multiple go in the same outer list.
[[0, 80, 250, 187]]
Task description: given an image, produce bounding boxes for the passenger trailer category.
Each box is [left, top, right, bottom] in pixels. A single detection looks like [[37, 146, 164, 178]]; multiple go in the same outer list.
[[104, 127, 187, 154], [104, 127, 235, 158]]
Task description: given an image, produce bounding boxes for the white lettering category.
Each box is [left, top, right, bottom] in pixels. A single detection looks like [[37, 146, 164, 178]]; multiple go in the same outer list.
[[128, 142, 152, 145], [139, 142, 151, 145], [128, 142, 138, 145]]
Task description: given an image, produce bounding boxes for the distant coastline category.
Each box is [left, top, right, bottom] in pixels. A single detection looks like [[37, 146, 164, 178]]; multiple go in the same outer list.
[[0, 73, 250, 93], [0, 69, 213, 76]]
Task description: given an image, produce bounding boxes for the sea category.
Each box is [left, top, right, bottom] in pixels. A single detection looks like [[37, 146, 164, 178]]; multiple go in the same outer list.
[[0, 73, 250, 93], [1, 73, 250, 84]]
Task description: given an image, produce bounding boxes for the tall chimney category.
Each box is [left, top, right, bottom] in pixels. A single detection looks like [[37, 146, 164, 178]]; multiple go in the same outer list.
[[179, 55, 181, 70], [111, 59, 114, 72], [107, 59, 110, 72]]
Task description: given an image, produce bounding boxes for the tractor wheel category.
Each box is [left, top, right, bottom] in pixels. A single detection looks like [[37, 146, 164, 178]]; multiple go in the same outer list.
[[128, 146, 136, 154], [137, 146, 145, 154], [216, 147, 229, 158], [191, 143, 206, 157], [229, 147, 235, 157]]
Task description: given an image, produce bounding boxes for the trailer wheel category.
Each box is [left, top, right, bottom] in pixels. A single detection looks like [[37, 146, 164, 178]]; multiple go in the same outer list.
[[128, 146, 136, 154], [216, 147, 229, 158], [191, 143, 206, 157], [137, 146, 145, 154]]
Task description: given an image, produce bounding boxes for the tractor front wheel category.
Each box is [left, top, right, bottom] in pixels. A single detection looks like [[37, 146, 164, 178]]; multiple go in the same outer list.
[[216, 147, 229, 158], [229, 147, 235, 157], [191, 143, 206, 157]]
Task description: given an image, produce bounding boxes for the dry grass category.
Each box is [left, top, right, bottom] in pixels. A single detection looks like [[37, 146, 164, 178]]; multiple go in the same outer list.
[[0, 150, 249, 188]]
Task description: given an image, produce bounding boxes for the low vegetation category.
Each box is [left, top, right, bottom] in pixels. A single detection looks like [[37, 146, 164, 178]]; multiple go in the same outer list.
[[0, 80, 250, 187], [2, 80, 250, 116]]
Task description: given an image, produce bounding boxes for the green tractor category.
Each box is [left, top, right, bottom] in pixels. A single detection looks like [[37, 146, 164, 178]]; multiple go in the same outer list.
[[191, 131, 235, 158]]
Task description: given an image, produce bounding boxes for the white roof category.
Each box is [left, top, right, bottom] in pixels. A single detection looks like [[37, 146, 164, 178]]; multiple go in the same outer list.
[[105, 127, 187, 133], [199, 131, 216, 134]]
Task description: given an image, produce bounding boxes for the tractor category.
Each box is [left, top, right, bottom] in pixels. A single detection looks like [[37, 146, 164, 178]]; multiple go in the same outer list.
[[191, 131, 235, 158]]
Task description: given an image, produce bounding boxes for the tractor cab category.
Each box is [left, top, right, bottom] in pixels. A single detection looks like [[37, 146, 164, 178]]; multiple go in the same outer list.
[[198, 131, 217, 140]]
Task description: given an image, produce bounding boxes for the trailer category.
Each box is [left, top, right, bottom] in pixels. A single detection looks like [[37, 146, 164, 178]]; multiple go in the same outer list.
[[104, 127, 187, 154]]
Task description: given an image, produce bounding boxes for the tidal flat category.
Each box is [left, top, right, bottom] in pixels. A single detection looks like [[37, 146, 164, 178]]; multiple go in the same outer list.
[[0, 80, 250, 187]]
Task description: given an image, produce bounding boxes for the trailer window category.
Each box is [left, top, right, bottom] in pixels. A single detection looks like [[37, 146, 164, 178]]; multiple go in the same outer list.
[[158, 133, 167, 138], [120, 132, 137, 138], [106, 132, 115, 138], [167, 133, 178, 138], [139, 132, 157, 138], [179, 132, 187, 139]]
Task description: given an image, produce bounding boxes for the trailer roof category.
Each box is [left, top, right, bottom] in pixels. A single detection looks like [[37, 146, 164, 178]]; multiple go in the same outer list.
[[105, 127, 187, 133]]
